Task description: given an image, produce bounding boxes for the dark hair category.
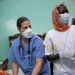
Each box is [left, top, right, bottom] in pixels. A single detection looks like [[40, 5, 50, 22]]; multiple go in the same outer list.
[[17, 16, 30, 28], [57, 5, 69, 14]]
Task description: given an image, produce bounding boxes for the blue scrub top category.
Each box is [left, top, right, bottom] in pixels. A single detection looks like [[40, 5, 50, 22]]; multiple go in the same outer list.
[[8, 34, 50, 75]]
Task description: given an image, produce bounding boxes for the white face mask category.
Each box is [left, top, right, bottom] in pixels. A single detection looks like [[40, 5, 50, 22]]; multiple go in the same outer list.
[[22, 28, 32, 38], [60, 13, 69, 24]]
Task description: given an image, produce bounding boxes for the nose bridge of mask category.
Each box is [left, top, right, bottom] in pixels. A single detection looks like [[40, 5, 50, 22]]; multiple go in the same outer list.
[[25, 27, 32, 32], [60, 13, 68, 18]]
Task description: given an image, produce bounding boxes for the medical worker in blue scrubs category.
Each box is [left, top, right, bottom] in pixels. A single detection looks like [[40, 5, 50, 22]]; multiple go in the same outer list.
[[8, 16, 50, 75]]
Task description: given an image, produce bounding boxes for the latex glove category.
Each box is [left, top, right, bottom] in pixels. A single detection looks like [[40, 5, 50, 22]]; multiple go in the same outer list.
[[59, 50, 75, 59]]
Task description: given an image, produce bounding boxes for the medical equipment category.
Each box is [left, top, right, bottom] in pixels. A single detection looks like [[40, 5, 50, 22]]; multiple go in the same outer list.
[[19, 36, 31, 59], [60, 13, 69, 24], [22, 28, 32, 38]]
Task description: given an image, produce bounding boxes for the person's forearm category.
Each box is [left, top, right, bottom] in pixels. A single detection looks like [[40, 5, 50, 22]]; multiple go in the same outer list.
[[12, 62, 19, 75], [31, 58, 43, 75], [47, 54, 60, 61], [12, 73, 18, 75], [12, 74, 18, 75], [31, 63, 42, 75], [12, 67, 18, 75]]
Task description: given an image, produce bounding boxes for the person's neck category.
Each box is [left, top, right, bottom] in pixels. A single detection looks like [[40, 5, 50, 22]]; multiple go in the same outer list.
[[21, 36, 28, 48], [22, 36, 28, 42]]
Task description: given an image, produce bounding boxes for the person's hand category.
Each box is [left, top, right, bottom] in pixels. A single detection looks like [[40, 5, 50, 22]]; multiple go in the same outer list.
[[59, 50, 75, 59]]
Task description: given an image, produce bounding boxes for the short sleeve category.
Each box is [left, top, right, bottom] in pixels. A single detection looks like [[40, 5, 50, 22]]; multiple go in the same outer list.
[[34, 39, 45, 59], [8, 44, 17, 62], [44, 32, 53, 55]]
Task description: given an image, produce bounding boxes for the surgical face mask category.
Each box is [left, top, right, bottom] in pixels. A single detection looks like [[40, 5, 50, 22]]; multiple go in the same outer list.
[[60, 13, 69, 24], [22, 28, 32, 38]]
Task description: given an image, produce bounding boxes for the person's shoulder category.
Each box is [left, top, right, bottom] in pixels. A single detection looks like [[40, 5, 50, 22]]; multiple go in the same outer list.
[[47, 29, 54, 34], [46, 29, 55, 38], [31, 34, 43, 43], [32, 34, 42, 40], [70, 25, 75, 29], [12, 36, 20, 46], [31, 34, 43, 48], [69, 26, 75, 35]]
